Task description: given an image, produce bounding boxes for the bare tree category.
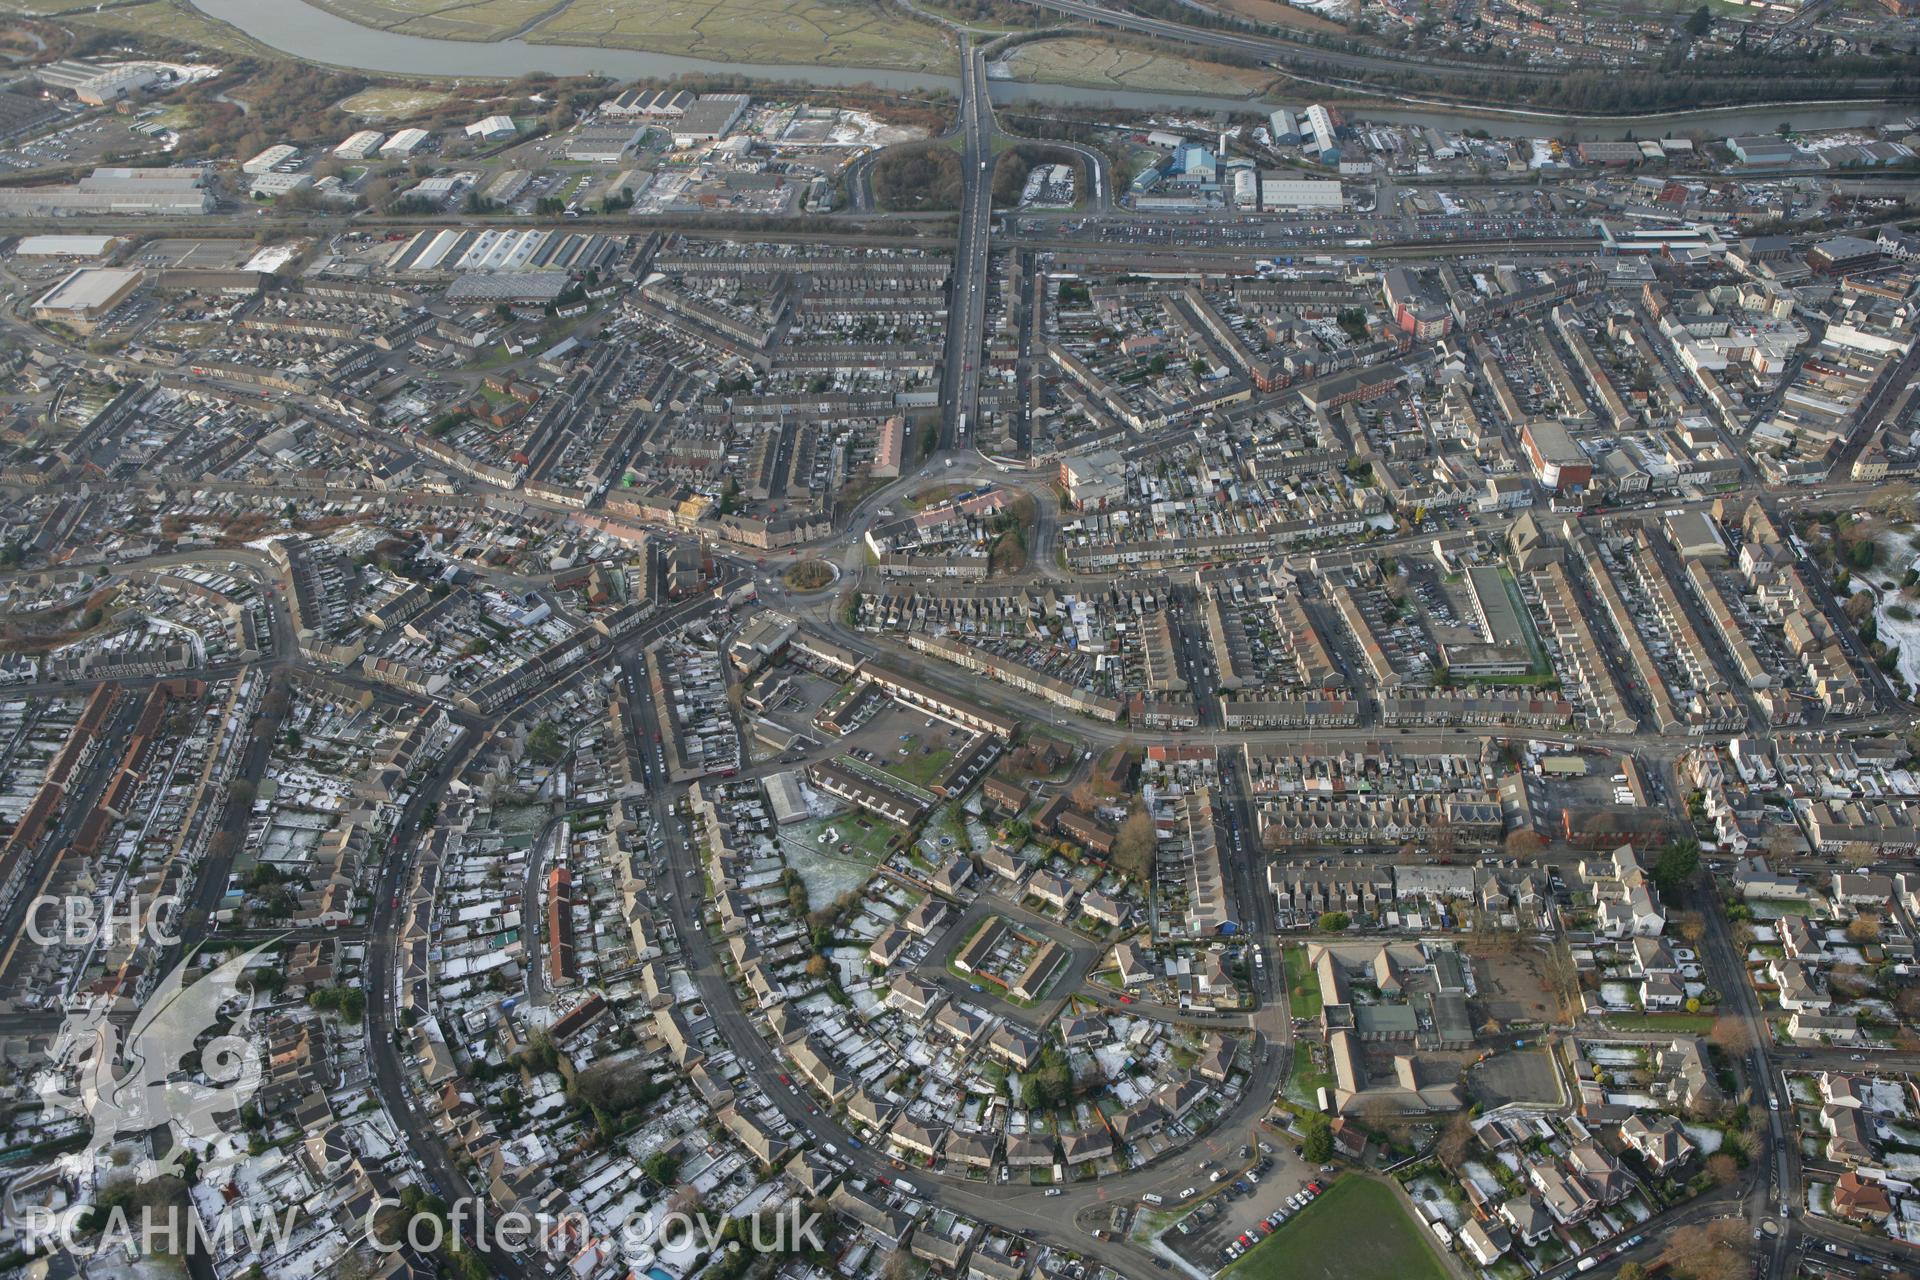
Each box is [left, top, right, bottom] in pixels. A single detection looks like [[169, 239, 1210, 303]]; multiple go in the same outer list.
[[1504, 828, 1548, 857], [1540, 942, 1583, 1022], [1111, 810, 1157, 881], [1840, 842, 1879, 867], [1466, 922, 1518, 957], [1707, 1015, 1753, 1057], [1671, 909, 1706, 946], [1436, 1112, 1474, 1168], [1765, 828, 1804, 860], [1661, 1219, 1746, 1280], [1828, 964, 1872, 1002]]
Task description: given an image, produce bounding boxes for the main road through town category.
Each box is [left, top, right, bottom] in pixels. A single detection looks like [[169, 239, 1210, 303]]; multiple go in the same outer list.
[[940, 33, 996, 454]]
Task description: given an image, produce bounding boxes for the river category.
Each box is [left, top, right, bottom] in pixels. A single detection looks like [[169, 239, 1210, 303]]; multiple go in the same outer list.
[[190, 0, 1910, 140]]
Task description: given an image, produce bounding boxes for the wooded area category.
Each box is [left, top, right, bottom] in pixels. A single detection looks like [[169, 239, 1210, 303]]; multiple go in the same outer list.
[[873, 145, 964, 212]]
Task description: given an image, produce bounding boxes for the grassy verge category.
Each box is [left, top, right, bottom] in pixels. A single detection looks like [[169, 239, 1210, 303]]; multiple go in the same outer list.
[[1603, 1012, 1717, 1034], [1282, 943, 1322, 1019], [906, 482, 970, 510], [998, 36, 1271, 95]]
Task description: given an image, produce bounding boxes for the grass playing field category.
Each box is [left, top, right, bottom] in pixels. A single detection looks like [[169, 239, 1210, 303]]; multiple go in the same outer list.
[[1225, 1177, 1455, 1280], [336, 86, 454, 117]]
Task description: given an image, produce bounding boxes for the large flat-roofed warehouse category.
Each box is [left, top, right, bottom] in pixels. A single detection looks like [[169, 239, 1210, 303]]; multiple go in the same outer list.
[[445, 273, 572, 304], [32, 57, 158, 103], [11, 235, 121, 258], [567, 121, 646, 163], [1259, 178, 1345, 209], [333, 129, 385, 160], [0, 166, 213, 217], [379, 128, 431, 158], [670, 94, 750, 146], [32, 267, 144, 332]]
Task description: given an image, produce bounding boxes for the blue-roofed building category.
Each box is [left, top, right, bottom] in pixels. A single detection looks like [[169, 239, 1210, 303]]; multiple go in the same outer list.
[[1177, 142, 1216, 177]]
